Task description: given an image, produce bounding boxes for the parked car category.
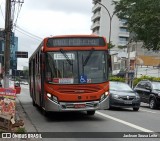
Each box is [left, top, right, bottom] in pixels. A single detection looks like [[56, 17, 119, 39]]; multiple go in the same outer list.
[[134, 80, 160, 109], [109, 81, 140, 111], [23, 81, 29, 85], [20, 81, 29, 85], [14, 81, 21, 94]]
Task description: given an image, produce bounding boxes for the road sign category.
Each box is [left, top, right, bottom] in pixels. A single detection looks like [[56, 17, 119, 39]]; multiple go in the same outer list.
[[15, 51, 28, 58]]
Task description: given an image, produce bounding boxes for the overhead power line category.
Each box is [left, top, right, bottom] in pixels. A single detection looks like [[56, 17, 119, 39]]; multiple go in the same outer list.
[[0, 5, 4, 20], [11, 0, 24, 31], [14, 25, 43, 41], [13, 2, 22, 28], [15, 28, 42, 42]]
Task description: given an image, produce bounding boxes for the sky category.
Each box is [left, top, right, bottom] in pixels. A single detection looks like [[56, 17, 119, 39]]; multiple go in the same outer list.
[[0, 0, 93, 70]]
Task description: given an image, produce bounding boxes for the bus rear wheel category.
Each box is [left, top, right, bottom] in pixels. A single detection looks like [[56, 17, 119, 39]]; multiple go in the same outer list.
[[87, 111, 95, 116]]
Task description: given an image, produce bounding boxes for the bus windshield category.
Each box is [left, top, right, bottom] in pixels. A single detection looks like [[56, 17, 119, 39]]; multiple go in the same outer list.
[[45, 51, 108, 84]]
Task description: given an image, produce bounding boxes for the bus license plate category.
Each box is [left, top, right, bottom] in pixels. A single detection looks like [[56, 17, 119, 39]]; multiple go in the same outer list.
[[124, 101, 132, 104], [74, 104, 86, 108]]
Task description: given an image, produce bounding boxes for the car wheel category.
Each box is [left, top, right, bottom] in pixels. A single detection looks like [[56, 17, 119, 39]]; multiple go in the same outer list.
[[149, 98, 157, 109], [133, 107, 139, 111], [87, 111, 95, 115]]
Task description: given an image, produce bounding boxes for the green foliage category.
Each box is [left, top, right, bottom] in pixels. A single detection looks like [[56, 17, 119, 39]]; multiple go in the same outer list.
[[113, 0, 160, 51], [110, 76, 125, 82], [15, 76, 21, 82], [110, 75, 160, 87], [118, 45, 127, 49], [108, 41, 115, 49], [16, 127, 26, 133], [133, 75, 160, 87], [23, 69, 29, 79]]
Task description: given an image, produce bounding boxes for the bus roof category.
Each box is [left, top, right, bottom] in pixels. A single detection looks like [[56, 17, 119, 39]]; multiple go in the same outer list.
[[44, 34, 105, 40], [29, 34, 108, 61]]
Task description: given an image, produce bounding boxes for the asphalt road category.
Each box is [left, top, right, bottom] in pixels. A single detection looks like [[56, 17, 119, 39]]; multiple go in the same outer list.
[[16, 85, 160, 141]]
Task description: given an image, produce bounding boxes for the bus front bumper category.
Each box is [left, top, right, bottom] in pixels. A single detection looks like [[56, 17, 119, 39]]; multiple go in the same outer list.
[[45, 96, 109, 112]]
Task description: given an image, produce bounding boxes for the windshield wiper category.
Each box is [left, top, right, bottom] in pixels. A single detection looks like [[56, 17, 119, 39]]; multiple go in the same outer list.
[[83, 48, 95, 66], [60, 49, 73, 66]]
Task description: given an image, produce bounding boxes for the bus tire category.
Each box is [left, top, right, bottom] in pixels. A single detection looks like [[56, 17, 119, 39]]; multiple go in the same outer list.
[[87, 110, 95, 116], [42, 109, 49, 117], [32, 99, 36, 106]]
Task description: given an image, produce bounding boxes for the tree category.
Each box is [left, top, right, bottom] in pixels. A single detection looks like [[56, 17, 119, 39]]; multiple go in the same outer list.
[[118, 45, 127, 49], [108, 41, 115, 49], [23, 69, 29, 80], [113, 0, 160, 51]]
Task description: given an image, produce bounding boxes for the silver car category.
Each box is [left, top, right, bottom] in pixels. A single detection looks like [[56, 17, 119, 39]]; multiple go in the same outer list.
[[109, 81, 140, 111]]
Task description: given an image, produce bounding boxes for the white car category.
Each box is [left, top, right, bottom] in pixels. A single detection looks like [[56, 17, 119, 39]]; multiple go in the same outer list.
[[23, 82, 28, 85]]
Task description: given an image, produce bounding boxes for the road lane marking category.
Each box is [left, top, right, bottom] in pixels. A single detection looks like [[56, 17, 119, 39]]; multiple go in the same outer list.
[[140, 109, 157, 114], [96, 111, 153, 132]]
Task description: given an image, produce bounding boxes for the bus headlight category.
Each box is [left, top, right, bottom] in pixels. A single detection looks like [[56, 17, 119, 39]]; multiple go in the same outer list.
[[53, 95, 58, 102], [47, 93, 51, 98], [100, 92, 109, 102], [47, 93, 58, 103], [105, 91, 109, 96], [100, 94, 105, 101]]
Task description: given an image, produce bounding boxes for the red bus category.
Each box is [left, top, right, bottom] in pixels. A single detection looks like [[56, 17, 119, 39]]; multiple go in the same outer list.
[[29, 35, 110, 116]]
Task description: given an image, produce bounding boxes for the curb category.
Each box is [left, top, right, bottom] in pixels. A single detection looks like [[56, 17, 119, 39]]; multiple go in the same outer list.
[[16, 98, 37, 132], [15, 98, 43, 141]]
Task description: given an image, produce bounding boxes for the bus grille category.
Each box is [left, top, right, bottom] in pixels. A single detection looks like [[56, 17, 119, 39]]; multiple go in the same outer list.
[[60, 101, 99, 109], [57, 85, 101, 94]]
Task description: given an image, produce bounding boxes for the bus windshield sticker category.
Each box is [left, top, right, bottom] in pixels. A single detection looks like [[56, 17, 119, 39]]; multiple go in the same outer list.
[[59, 78, 74, 84], [53, 78, 74, 84], [54, 53, 75, 60], [53, 78, 59, 83], [80, 75, 87, 83], [87, 79, 91, 83]]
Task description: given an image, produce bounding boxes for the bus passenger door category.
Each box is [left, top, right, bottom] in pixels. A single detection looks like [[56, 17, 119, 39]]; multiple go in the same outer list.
[[40, 53, 45, 108], [30, 58, 36, 104]]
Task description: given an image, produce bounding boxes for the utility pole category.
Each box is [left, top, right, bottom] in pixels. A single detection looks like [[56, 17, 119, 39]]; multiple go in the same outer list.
[[4, 0, 12, 88], [125, 43, 130, 84]]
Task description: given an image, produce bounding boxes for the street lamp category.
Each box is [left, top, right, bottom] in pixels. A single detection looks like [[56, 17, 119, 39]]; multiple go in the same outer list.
[[93, 0, 116, 48]]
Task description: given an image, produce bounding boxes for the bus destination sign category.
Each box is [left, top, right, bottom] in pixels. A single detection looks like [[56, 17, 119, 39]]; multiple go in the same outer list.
[[47, 37, 106, 47]]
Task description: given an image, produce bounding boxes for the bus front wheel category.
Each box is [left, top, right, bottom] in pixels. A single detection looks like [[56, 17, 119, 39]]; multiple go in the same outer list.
[[32, 99, 36, 106], [87, 110, 95, 116], [42, 109, 49, 117]]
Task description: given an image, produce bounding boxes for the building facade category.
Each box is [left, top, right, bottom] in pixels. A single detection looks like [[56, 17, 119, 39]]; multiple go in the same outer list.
[[91, 0, 129, 47], [0, 28, 18, 75], [91, 0, 160, 78]]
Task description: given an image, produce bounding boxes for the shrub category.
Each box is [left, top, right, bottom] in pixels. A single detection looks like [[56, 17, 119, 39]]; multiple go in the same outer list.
[[133, 75, 160, 87], [110, 76, 125, 82], [16, 127, 26, 133]]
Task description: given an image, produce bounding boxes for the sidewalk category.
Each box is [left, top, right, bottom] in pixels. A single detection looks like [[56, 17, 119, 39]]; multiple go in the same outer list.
[[15, 97, 43, 141], [1, 98, 42, 141], [16, 97, 38, 133]]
